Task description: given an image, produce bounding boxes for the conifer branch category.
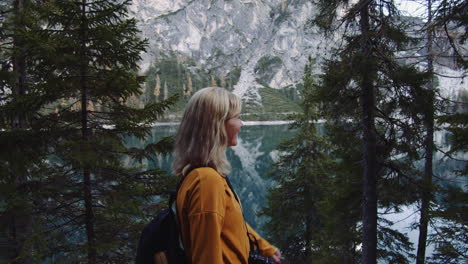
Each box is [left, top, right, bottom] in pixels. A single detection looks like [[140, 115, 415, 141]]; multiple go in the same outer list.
[[429, 219, 467, 259]]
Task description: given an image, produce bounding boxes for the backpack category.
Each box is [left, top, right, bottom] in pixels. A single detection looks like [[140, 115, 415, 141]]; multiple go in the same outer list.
[[136, 167, 207, 264], [136, 166, 275, 264], [135, 190, 186, 264]]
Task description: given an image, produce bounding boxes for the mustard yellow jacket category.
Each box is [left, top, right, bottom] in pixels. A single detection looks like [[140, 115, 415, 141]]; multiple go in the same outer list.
[[176, 167, 276, 264]]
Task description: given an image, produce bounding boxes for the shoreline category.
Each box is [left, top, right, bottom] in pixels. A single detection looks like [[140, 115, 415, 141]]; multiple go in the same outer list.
[[152, 120, 295, 126]]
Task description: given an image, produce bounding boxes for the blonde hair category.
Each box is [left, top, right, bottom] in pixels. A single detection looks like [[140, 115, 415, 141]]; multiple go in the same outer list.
[[172, 87, 241, 177]]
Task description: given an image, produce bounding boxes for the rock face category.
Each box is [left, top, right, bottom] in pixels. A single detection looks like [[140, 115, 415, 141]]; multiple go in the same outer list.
[[130, 0, 329, 104], [130, 0, 467, 105]]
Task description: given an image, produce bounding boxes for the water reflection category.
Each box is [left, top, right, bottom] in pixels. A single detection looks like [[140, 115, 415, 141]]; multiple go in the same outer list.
[[125, 124, 295, 230], [125, 123, 466, 256]]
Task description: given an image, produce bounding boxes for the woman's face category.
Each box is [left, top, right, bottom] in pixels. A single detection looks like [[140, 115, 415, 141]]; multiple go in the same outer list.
[[225, 115, 243, 147]]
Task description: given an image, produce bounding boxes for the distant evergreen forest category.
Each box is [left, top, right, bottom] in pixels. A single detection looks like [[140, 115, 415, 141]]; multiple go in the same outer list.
[[0, 1, 466, 264], [138, 54, 301, 121]]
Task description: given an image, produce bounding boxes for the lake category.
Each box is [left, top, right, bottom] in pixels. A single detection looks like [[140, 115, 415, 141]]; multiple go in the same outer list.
[[126, 122, 466, 259]]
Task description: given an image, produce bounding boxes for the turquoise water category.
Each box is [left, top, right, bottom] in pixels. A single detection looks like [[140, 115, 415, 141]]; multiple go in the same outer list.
[[125, 124, 296, 230], [126, 123, 466, 260]]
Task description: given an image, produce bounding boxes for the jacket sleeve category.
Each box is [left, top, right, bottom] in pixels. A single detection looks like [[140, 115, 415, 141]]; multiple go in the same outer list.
[[246, 223, 277, 257], [186, 173, 226, 264]]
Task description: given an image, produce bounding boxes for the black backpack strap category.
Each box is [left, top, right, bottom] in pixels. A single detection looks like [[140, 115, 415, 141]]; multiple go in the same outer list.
[[225, 177, 260, 251], [171, 165, 210, 252], [179, 166, 207, 187], [225, 177, 240, 204], [170, 165, 207, 206], [178, 167, 267, 258]]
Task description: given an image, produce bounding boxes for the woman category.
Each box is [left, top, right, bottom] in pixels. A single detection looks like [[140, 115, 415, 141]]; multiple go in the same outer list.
[[173, 87, 282, 263]]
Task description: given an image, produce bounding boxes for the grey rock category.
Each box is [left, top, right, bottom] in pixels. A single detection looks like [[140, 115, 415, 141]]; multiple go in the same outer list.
[[130, 0, 330, 104]]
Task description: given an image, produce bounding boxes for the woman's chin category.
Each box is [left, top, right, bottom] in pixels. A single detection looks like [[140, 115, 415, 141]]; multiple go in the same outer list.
[[228, 139, 238, 147]]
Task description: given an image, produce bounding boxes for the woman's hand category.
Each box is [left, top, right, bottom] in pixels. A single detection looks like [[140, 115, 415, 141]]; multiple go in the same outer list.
[[272, 249, 282, 264]]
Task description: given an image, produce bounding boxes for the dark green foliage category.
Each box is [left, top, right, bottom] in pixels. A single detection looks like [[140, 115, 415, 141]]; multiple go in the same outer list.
[[310, 1, 433, 263], [432, 0, 468, 68], [425, 2, 468, 261], [143, 53, 300, 121], [254, 56, 283, 85], [428, 185, 467, 264], [143, 54, 242, 118], [378, 221, 415, 262], [438, 111, 467, 176], [438, 92, 468, 159], [262, 61, 338, 264], [429, 91, 468, 263], [0, 0, 56, 262], [242, 87, 300, 121], [0, 0, 178, 263], [309, 1, 468, 263], [227, 66, 242, 88]]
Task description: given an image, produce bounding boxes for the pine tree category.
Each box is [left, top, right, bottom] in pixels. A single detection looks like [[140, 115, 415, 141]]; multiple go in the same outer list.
[[220, 73, 226, 88], [8, 1, 31, 261], [314, 1, 430, 263], [1, 0, 178, 263], [163, 81, 168, 100], [154, 74, 161, 100], [281, 0, 287, 12], [39, 1, 178, 262], [416, 1, 436, 263], [431, 0, 467, 68], [211, 74, 217, 87], [262, 60, 337, 264], [0, 0, 51, 262], [407, 1, 467, 262], [187, 74, 193, 96], [429, 61, 467, 264]]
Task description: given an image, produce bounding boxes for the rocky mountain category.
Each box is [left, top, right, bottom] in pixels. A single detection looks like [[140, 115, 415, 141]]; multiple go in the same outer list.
[[129, 0, 328, 109], [129, 0, 467, 115]]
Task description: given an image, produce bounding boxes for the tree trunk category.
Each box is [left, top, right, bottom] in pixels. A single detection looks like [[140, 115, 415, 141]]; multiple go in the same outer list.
[[416, 1, 435, 263], [359, 3, 378, 264], [12, 0, 26, 128], [303, 169, 313, 263], [304, 212, 312, 263], [83, 169, 96, 264], [80, 1, 97, 263], [11, 1, 32, 263]]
